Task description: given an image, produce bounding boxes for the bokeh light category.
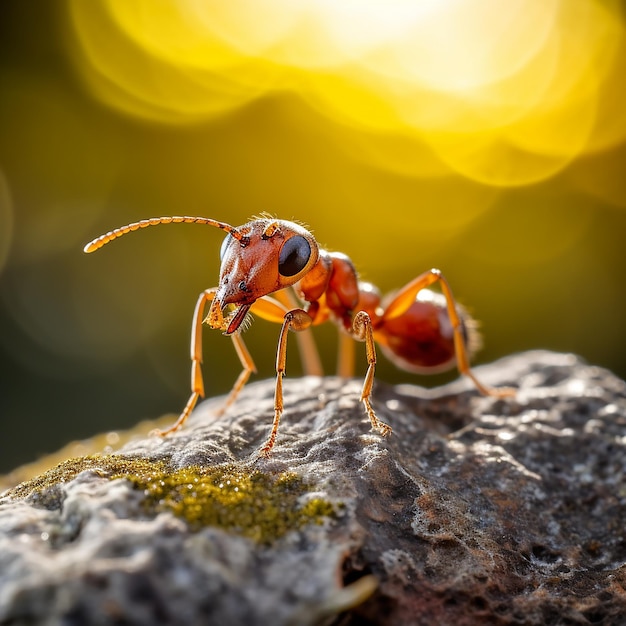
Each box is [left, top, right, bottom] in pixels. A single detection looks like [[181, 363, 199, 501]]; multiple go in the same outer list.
[[1, 0, 625, 474], [69, 0, 626, 186]]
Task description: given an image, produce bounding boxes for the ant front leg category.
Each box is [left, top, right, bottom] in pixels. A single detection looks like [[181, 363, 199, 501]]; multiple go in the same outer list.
[[257, 308, 313, 457], [383, 269, 514, 398], [153, 288, 257, 437], [351, 311, 393, 437]]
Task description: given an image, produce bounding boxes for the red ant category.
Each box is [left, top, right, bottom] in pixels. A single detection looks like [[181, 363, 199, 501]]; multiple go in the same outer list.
[[84, 215, 514, 456]]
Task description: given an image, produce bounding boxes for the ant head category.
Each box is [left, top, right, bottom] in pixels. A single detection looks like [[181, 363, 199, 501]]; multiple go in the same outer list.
[[83, 214, 319, 335], [212, 218, 319, 333]]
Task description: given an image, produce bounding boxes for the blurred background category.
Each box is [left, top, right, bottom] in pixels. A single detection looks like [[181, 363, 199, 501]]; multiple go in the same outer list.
[[1, 0, 625, 473]]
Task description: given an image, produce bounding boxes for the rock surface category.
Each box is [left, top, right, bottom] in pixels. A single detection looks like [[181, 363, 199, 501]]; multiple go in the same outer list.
[[1, 350, 626, 625]]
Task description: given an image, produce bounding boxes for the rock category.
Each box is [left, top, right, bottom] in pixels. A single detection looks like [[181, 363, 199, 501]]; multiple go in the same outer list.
[[1, 350, 626, 625]]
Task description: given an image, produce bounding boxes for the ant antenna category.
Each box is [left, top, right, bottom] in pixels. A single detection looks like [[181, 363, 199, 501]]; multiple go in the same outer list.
[[83, 216, 242, 253]]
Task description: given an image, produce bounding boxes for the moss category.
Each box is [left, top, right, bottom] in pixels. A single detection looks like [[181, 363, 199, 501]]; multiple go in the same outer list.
[[119, 464, 336, 544], [3, 455, 165, 502], [4, 454, 336, 543]]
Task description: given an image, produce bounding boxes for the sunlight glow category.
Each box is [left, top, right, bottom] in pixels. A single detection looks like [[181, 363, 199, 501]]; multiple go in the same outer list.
[[67, 0, 626, 186]]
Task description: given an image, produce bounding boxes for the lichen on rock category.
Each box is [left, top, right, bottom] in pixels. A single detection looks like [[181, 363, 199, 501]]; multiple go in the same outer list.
[[1, 350, 626, 625]]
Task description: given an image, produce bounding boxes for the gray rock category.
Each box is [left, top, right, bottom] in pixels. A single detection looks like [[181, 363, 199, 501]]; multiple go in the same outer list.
[[1, 350, 626, 625]]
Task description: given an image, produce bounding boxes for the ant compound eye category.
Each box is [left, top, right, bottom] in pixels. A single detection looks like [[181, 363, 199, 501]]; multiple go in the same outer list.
[[278, 235, 311, 277], [220, 234, 232, 261]]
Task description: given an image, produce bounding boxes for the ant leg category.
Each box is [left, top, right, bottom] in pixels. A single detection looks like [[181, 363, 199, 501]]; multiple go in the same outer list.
[[274, 289, 324, 376], [154, 289, 259, 437], [251, 293, 323, 376], [383, 269, 514, 398], [259, 308, 312, 457], [352, 311, 392, 436], [214, 295, 317, 422], [214, 333, 257, 416], [154, 288, 218, 436], [337, 329, 356, 378]]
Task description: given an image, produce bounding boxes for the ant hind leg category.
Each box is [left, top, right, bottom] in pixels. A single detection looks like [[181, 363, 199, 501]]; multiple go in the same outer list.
[[352, 311, 392, 437]]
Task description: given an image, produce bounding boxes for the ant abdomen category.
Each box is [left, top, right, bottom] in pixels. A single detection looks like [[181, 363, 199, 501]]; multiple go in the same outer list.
[[374, 289, 481, 375]]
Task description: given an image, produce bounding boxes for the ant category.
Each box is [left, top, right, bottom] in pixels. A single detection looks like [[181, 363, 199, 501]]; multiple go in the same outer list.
[[84, 215, 514, 456]]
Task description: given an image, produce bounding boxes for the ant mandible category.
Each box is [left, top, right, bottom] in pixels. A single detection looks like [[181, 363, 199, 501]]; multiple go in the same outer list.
[[84, 215, 514, 457]]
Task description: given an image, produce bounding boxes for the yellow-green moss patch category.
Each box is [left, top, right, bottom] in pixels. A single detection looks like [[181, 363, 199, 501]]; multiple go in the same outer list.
[[120, 464, 336, 543], [3, 455, 166, 501], [4, 454, 336, 543]]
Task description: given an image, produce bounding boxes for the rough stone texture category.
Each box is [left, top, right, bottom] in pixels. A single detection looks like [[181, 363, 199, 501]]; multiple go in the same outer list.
[[1, 350, 626, 625]]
